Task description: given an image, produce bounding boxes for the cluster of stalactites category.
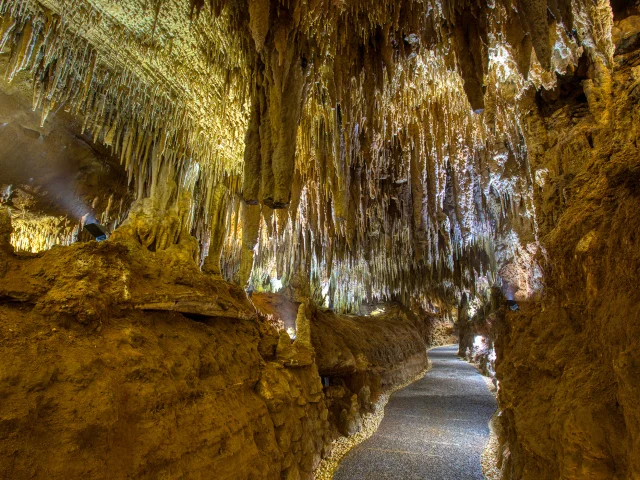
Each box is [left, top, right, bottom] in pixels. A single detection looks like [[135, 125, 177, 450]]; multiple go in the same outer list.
[[236, 0, 613, 203], [221, 67, 510, 311], [216, 0, 613, 311], [9, 214, 77, 252], [110, 161, 202, 262], [0, 0, 615, 310], [0, 0, 250, 250]]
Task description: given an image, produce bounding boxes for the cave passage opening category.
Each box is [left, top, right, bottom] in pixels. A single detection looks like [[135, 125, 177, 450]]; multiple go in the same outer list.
[[333, 345, 497, 480]]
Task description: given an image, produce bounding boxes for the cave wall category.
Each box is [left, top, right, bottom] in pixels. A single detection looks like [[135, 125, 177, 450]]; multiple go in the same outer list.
[[252, 293, 435, 437], [0, 227, 437, 479], [1, 0, 637, 478], [495, 17, 640, 480]]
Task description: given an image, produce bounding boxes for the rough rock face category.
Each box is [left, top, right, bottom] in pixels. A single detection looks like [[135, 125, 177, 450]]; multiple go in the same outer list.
[[495, 20, 640, 480], [0, 227, 437, 479], [2, 0, 639, 478], [1, 308, 282, 479], [311, 305, 430, 389], [0, 239, 280, 479], [311, 306, 432, 437], [253, 293, 435, 439]]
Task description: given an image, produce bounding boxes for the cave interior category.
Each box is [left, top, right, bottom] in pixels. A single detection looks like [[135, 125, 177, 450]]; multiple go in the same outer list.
[[1, 0, 640, 478]]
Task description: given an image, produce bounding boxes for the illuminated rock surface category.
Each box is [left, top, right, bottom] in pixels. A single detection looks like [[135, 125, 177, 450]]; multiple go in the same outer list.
[[0, 0, 639, 478], [0, 61, 133, 252], [0, 241, 439, 478]]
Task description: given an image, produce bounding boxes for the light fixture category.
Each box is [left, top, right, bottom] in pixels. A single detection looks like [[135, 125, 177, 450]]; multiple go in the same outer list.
[[84, 223, 108, 242], [506, 300, 519, 311]]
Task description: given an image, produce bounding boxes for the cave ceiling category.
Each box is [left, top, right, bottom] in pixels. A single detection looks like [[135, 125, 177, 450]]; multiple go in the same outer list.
[[0, 0, 615, 311]]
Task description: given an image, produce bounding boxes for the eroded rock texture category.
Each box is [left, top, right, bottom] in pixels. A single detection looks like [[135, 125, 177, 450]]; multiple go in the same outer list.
[[0, 233, 438, 479], [253, 293, 439, 438], [494, 20, 640, 480]]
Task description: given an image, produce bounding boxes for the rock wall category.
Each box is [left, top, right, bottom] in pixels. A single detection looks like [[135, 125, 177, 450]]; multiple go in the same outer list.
[[0, 229, 436, 479], [311, 305, 430, 390], [495, 17, 640, 480], [312, 306, 432, 437], [252, 293, 435, 439]]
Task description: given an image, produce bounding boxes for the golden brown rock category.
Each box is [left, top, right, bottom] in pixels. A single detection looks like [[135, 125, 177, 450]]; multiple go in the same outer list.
[[0, 206, 12, 255], [494, 30, 640, 480], [1, 0, 638, 478], [0, 232, 446, 479]]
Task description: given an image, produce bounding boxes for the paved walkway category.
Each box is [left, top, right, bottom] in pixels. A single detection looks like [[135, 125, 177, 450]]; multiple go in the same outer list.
[[333, 345, 496, 480]]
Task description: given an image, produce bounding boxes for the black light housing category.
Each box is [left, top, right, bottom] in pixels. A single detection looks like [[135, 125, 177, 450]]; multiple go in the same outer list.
[[506, 299, 520, 311], [84, 222, 108, 242]]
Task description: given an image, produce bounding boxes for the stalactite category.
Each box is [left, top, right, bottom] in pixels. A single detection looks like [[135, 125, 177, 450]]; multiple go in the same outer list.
[[0, 0, 250, 254], [202, 181, 229, 276], [9, 214, 78, 252], [0, 0, 615, 310], [238, 0, 611, 312], [239, 200, 261, 286], [110, 162, 200, 261]]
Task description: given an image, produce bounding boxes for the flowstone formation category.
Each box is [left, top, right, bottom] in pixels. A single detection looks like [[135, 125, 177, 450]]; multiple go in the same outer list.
[[111, 165, 200, 263]]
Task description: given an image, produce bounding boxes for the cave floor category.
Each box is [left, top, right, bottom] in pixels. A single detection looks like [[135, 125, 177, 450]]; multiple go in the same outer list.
[[333, 345, 496, 480]]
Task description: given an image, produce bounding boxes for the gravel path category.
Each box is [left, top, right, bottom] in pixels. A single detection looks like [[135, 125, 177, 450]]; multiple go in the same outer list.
[[333, 345, 497, 480]]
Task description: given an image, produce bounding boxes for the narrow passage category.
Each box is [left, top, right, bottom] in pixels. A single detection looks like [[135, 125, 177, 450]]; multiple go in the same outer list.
[[333, 345, 497, 480]]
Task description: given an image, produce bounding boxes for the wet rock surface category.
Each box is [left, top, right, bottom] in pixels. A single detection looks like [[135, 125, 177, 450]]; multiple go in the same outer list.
[[334, 345, 496, 480]]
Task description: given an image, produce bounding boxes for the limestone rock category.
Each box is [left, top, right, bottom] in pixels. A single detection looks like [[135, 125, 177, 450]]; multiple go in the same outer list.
[[494, 33, 640, 480]]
